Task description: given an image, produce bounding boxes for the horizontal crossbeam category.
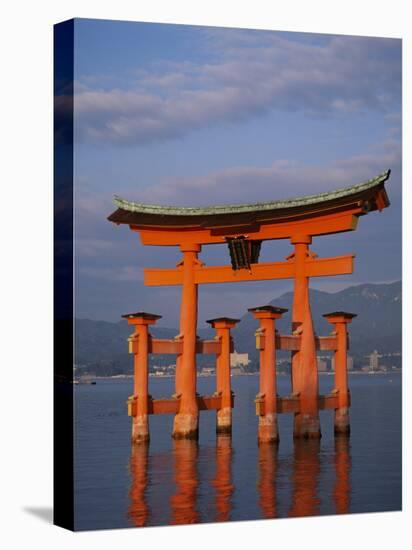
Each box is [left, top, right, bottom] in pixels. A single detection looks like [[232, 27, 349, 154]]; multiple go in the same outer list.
[[144, 254, 354, 286], [255, 391, 351, 416], [134, 211, 360, 246], [129, 333, 338, 355], [128, 392, 350, 417], [127, 394, 234, 416], [256, 334, 339, 351], [129, 337, 226, 355]]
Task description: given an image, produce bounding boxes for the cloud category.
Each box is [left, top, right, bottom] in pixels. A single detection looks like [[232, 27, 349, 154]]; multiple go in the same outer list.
[[69, 32, 401, 146], [122, 132, 401, 206], [75, 238, 118, 258]]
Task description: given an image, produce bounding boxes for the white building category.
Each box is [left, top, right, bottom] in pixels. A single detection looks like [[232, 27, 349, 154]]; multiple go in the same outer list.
[[230, 351, 250, 368], [369, 350, 379, 371]]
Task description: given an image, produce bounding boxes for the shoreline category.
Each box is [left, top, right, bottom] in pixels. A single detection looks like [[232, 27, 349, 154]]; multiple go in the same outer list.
[[87, 370, 402, 381]]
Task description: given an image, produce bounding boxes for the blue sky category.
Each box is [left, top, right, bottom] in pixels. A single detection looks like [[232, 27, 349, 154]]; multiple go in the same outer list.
[[71, 18, 402, 326]]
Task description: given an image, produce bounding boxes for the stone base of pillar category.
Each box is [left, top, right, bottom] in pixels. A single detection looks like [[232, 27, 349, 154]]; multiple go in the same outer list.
[[172, 412, 199, 440], [216, 407, 232, 434], [132, 415, 150, 444], [334, 407, 350, 436], [258, 413, 279, 444], [293, 412, 321, 439]]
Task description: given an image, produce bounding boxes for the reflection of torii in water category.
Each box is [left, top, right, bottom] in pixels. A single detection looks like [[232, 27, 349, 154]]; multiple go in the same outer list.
[[127, 437, 351, 526], [109, 170, 390, 442]]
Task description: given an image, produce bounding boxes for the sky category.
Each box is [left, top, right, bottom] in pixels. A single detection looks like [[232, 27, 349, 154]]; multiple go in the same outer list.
[[71, 18, 402, 326]]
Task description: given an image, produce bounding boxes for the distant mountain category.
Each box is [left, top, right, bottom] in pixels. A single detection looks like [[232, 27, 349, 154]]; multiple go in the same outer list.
[[231, 280, 401, 359], [75, 319, 177, 365], [75, 280, 401, 373], [74, 319, 213, 374]]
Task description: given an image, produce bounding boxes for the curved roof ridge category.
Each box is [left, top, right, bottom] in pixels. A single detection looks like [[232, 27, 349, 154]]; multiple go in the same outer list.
[[113, 169, 390, 217]]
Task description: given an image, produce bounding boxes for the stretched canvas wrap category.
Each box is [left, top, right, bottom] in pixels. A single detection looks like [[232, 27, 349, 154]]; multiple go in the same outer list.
[[54, 18, 402, 531]]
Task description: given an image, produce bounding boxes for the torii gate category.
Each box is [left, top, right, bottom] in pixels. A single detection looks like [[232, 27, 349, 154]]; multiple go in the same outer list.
[[108, 169, 390, 443]]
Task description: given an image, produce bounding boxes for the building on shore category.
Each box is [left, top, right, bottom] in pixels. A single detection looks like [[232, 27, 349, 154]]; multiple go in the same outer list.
[[230, 351, 250, 368], [369, 350, 379, 371], [200, 367, 215, 376]]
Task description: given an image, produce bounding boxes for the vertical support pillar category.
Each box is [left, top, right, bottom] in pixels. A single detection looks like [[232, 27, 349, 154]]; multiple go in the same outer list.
[[123, 312, 161, 444], [207, 317, 240, 434], [173, 243, 201, 439], [324, 312, 357, 435], [290, 234, 321, 439], [249, 306, 288, 444], [174, 349, 183, 398]]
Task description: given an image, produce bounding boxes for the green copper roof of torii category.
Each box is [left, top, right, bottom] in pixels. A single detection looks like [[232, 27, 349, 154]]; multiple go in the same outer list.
[[112, 170, 390, 217]]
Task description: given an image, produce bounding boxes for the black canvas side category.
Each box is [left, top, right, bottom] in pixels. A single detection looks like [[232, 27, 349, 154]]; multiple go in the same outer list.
[[53, 18, 74, 531]]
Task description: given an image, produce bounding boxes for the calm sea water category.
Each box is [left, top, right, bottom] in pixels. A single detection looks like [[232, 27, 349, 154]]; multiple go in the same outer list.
[[74, 373, 402, 530]]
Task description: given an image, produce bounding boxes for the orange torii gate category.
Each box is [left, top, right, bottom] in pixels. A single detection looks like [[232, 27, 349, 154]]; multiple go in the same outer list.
[[108, 169, 390, 443]]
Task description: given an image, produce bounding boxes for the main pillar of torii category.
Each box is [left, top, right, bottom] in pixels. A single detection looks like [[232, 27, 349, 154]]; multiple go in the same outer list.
[[108, 170, 390, 439]]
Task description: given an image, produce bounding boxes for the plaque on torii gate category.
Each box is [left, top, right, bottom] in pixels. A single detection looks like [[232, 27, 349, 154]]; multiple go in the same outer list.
[[108, 169, 390, 442]]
